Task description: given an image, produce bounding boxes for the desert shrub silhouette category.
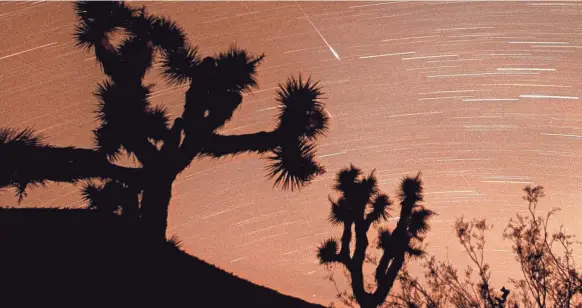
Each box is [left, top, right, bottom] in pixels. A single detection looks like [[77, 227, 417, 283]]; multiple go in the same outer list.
[[386, 185, 582, 308]]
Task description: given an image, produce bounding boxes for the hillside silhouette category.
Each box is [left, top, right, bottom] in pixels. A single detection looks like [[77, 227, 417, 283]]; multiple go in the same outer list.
[[0, 208, 320, 307], [0, 207, 323, 307]]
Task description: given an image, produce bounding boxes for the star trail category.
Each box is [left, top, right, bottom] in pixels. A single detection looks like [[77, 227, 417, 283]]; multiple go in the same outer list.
[[0, 1, 581, 305]]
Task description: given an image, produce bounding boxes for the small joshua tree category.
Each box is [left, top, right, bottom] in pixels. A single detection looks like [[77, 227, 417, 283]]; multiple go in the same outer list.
[[317, 165, 434, 308], [0, 1, 328, 242]]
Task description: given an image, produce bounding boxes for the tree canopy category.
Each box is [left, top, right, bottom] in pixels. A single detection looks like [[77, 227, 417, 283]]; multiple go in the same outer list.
[[0, 1, 330, 242]]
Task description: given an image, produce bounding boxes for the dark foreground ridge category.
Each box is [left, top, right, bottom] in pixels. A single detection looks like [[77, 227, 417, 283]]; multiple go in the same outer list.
[[0, 208, 323, 307]]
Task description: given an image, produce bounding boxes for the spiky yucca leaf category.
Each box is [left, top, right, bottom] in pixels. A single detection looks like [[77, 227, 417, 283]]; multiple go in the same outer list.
[[144, 105, 170, 142], [148, 16, 187, 52], [94, 80, 116, 109], [399, 172, 424, 205], [161, 46, 200, 85], [74, 21, 110, 51], [377, 228, 392, 250], [267, 138, 325, 191], [125, 11, 153, 39], [13, 181, 48, 203], [367, 194, 392, 223], [82, 180, 130, 214], [116, 37, 154, 80], [317, 238, 340, 264], [93, 123, 123, 160], [329, 197, 351, 226], [0, 128, 44, 149], [276, 75, 328, 140], [82, 181, 104, 210], [126, 12, 186, 50], [0, 128, 49, 200], [94, 80, 123, 125], [334, 164, 362, 193], [75, 1, 132, 24], [408, 207, 434, 238], [93, 81, 155, 160], [94, 81, 152, 124], [215, 46, 264, 93], [336, 169, 377, 218], [361, 170, 379, 199], [95, 84, 125, 126], [74, 2, 132, 50]]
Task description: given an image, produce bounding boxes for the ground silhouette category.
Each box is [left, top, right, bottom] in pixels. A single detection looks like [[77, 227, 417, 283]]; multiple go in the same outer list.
[[0, 207, 323, 307], [317, 165, 434, 308]]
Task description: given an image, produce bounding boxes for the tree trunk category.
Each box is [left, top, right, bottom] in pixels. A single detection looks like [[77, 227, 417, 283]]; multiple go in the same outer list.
[[351, 265, 370, 307], [352, 222, 373, 307], [359, 300, 378, 308], [140, 175, 174, 243], [373, 254, 406, 306]]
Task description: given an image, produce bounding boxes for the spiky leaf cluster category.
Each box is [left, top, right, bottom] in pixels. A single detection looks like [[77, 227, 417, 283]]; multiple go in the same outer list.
[[329, 165, 387, 224], [267, 139, 324, 191], [92, 81, 168, 159], [396, 173, 434, 256], [276, 76, 328, 140], [74, 1, 133, 50], [214, 46, 264, 93], [0, 129, 49, 200], [82, 180, 136, 215], [161, 45, 200, 85], [318, 238, 340, 265]]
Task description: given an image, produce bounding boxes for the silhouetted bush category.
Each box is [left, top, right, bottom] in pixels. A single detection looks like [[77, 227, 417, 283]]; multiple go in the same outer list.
[[386, 185, 582, 308]]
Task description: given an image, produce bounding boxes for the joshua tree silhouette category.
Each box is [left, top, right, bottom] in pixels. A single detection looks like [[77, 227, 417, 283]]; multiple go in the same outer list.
[[317, 165, 434, 308], [0, 1, 328, 242]]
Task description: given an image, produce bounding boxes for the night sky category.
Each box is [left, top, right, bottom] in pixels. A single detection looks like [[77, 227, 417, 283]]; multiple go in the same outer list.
[[1, 1, 581, 304]]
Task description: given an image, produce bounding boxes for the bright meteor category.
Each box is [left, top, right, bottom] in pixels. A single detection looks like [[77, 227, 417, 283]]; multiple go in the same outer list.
[[295, 3, 340, 61]]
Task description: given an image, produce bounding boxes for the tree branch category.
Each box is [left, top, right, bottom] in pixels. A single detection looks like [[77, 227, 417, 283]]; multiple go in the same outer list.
[[339, 222, 353, 265], [350, 221, 373, 306], [375, 249, 392, 284], [199, 130, 282, 157], [375, 254, 406, 305], [1, 145, 144, 190], [124, 137, 161, 167]]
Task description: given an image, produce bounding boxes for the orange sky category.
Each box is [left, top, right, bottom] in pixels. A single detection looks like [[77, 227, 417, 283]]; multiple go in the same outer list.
[[0, 1, 581, 305]]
